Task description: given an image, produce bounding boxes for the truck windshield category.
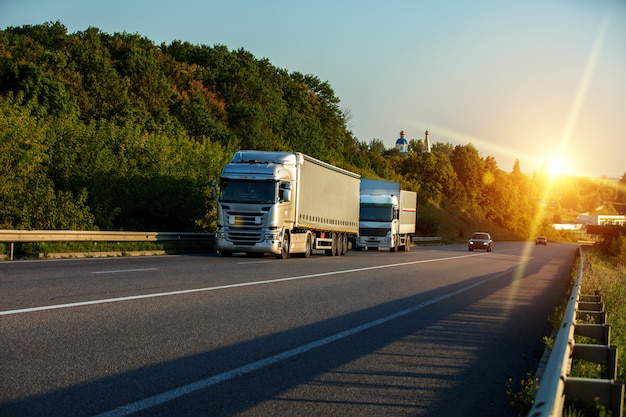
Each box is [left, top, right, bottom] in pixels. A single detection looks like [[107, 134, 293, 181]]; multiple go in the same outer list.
[[219, 179, 277, 204], [360, 204, 394, 221]]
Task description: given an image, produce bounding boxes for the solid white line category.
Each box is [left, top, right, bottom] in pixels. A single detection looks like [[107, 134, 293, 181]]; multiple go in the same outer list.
[[92, 268, 158, 274], [236, 260, 273, 265], [0, 251, 510, 316], [92, 269, 508, 417]]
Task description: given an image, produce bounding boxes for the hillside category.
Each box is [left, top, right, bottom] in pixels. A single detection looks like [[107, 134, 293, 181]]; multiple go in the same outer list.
[[1, 22, 624, 238], [418, 203, 524, 243]]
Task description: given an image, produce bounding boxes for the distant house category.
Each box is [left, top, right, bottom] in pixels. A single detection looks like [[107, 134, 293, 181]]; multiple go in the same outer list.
[[576, 214, 626, 226], [553, 223, 583, 231]]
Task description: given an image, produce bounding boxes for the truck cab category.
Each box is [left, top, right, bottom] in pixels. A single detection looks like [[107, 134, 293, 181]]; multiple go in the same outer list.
[[215, 152, 296, 258], [357, 194, 400, 251]]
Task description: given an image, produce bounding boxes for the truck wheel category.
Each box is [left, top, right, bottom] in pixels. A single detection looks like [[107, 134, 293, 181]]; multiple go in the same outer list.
[[390, 238, 398, 253], [341, 233, 348, 255], [326, 232, 339, 256], [302, 233, 313, 258], [332, 233, 339, 256], [403, 235, 411, 252], [337, 233, 344, 256], [276, 232, 290, 259]]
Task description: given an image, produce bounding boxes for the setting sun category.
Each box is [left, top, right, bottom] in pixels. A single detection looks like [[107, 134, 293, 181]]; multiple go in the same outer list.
[[541, 149, 582, 178], [547, 156, 567, 177]]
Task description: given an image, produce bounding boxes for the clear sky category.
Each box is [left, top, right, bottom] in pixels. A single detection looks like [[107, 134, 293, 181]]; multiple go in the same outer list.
[[2, 0, 624, 178]]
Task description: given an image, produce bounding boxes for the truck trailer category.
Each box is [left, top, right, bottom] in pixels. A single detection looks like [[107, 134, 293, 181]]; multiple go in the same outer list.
[[215, 151, 361, 259], [357, 179, 417, 252]]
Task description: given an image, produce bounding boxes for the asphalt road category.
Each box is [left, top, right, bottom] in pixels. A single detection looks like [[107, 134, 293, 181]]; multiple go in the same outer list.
[[0, 242, 576, 417]]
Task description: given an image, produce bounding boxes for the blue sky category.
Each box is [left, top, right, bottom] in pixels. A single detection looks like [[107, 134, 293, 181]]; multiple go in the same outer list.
[[2, 0, 624, 177]]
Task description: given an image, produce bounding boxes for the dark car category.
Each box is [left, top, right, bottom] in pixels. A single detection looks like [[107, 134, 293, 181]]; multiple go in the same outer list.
[[468, 232, 493, 252], [535, 236, 547, 245]]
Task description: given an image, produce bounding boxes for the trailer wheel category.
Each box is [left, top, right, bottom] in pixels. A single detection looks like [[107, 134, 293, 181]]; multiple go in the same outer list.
[[403, 235, 411, 252], [332, 232, 339, 256], [341, 233, 348, 255], [326, 232, 338, 256], [276, 231, 290, 259], [337, 233, 344, 256]]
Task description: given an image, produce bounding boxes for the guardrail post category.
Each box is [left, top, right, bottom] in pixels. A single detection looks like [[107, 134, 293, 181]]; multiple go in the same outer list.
[[565, 378, 624, 417], [572, 344, 618, 379], [576, 309, 606, 325], [575, 323, 610, 345], [567, 292, 624, 416]]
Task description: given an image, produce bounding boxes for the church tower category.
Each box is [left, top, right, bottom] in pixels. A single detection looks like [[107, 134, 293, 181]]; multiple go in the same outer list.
[[395, 130, 409, 153]]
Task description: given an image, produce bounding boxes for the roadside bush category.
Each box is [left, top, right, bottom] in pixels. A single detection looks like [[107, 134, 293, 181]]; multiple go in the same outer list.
[[608, 233, 626, 266]]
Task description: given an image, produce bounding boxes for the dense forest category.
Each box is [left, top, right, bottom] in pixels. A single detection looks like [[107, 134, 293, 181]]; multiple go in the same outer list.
[[1, 22, 625, 238]]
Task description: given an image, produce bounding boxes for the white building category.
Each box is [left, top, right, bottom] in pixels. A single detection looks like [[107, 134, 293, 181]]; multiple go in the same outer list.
[[576, 214, 626, 226]]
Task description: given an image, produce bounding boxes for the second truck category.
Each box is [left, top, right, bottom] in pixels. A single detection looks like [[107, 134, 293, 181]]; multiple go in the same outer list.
[[214, 151, 360, 259], [356, 179, 417, 252]]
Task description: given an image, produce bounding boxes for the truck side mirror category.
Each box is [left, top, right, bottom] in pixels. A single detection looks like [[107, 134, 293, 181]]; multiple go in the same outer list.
[[282, 183, 292, 202]]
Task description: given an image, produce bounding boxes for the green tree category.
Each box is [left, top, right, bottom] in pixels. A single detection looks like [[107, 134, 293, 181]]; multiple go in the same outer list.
[[616, 173, 626, 215], [450, 143, 484, 210], [0, 93, 94, 229]]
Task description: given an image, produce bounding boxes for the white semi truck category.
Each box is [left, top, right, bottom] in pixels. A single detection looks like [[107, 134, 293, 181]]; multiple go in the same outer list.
[[215, 151, 360, 259], [356, 179, 417, 252]]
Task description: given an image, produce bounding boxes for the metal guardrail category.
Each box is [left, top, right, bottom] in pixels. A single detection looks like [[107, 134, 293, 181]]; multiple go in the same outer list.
[[412, 236, 441, 242], [0, 229, 214, 260], [527, 247, 624, 417], [1, 231, 440, 258]]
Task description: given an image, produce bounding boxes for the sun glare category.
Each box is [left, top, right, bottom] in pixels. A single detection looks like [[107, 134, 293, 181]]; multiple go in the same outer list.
[[547, 156, 567, 177], [542, 150, 581, 178]]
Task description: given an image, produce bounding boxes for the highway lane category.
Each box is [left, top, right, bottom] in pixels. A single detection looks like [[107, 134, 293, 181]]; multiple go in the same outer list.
[[0, 242, 575, 416]]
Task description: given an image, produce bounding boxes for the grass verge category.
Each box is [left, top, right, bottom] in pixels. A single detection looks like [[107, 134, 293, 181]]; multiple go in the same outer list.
[[6, 240, 215, 259], [508, 244, 625, 416]]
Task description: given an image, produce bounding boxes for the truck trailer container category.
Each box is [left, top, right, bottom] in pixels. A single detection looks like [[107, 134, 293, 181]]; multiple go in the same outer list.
[[357, 179, 417, 252], [215, 151, 360, 259]]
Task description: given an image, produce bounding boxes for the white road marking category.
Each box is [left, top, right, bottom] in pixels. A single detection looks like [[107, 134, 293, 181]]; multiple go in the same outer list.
[[92, 268, 158, 274], [237, 260, 273, 265], [0, 251, 511, 316], [92, 269, 510, 417]]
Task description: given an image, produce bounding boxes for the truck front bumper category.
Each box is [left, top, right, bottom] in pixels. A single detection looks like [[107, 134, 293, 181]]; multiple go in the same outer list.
[[357, 236, 391, 250], [216, 233, 283, 255]]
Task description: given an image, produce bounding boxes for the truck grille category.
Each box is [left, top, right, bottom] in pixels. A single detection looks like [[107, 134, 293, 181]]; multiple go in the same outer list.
[[359, 227, 389, 237], [228, 213, 262, 227], [226, 231, 263, 246], [225, 211, 264, 245]]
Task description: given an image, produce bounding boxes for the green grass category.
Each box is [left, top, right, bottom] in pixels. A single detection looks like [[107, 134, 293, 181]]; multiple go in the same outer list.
[[575, 246, 626, 382], [9, 240, 215, 259], [508, 244, 625, 415]]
